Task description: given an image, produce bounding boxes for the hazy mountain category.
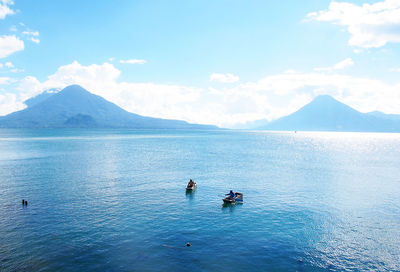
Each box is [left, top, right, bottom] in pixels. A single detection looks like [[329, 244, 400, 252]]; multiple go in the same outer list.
[[0, 85, 217, 129], [259, 95, 400, 132], [64, 114, 98, 128], [24, 88, 60, 107], [366, 111, 400, 121]]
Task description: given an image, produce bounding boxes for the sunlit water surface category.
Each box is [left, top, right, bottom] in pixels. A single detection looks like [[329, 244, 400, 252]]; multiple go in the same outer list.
[[0, 129, 399, 271]]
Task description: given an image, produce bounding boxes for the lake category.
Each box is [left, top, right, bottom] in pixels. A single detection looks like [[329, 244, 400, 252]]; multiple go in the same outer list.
[[0, 129, 399, 271]]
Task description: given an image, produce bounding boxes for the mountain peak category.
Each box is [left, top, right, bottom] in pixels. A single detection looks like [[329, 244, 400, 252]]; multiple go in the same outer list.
[[303, 95, 350, 113], [311, 95, 340, 104], [59, 84, 90, 95], [260, 94, 400, 132]]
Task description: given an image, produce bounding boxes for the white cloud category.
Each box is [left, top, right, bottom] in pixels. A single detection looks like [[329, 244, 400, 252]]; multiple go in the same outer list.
[[0, 76, 12, 84], [21, 30, 40, 43], [9, 25, 17, 31], [10, 68, 23, 73], [210, 73, 240, 83], [49, 61, 120, 83], [390, 67, 400, 72], [315, 58, 354, 71], [333, 58, 354, 69], [0, 0, 14, 19], [2, 61, 400, 127], [0, 77, 22, 116], [307, 0, 400, 48], [0, 92, 25, 116], [22, 31, 39, 36], [119, 59, 147, 64], [0, 61, 22, 72], [0, 35, 24, 58], [17, 76, 43, 95], [30, 38, 40, 44], [284, 69, 298, 74]]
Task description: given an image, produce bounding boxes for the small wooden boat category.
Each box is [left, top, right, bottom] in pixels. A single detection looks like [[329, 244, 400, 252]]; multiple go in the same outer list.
[[186, 180, 197, 190], [222, 192, 243, 204]]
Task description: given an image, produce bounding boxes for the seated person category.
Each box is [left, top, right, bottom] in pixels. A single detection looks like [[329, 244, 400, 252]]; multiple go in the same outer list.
[[225, 190, 235, 199]]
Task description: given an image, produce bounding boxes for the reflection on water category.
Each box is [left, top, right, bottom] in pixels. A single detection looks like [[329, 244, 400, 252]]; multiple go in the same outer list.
[[185, 189, 196, 201], [221, 202, 235, 211], [221, 201, 243, 212]]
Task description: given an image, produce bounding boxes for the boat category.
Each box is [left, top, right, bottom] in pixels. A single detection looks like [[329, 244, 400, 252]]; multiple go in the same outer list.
[[222, 192, 243, 204], [186, 180, 197, 190]]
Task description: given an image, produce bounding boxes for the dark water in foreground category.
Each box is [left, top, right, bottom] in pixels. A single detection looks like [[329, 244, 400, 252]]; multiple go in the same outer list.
[[0, 129, 399, 271]]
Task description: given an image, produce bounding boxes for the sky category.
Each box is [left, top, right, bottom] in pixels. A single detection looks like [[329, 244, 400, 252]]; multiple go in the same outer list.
[[0, 0, 400, 127]]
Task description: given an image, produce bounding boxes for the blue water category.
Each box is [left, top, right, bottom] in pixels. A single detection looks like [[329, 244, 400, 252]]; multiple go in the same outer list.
[[0, 129, 399, 271]]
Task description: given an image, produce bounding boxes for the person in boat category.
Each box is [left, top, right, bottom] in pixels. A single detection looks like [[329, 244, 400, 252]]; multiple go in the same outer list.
[[187, 179, 195, 187], [226, 190, 235, 199]]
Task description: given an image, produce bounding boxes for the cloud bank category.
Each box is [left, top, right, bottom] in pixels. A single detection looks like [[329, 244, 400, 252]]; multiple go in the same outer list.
[[210, 73, 240, 83], [307, 0, 400, 48]]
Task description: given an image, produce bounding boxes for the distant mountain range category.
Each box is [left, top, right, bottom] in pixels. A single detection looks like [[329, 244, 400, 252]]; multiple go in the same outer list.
[[1, 87, 399, 132], [0, 85, 217, 129], [258, 95, 400, 132]]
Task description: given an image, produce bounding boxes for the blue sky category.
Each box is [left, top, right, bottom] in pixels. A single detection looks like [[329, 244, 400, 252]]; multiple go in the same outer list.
[[1, 0, 400, 127]]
